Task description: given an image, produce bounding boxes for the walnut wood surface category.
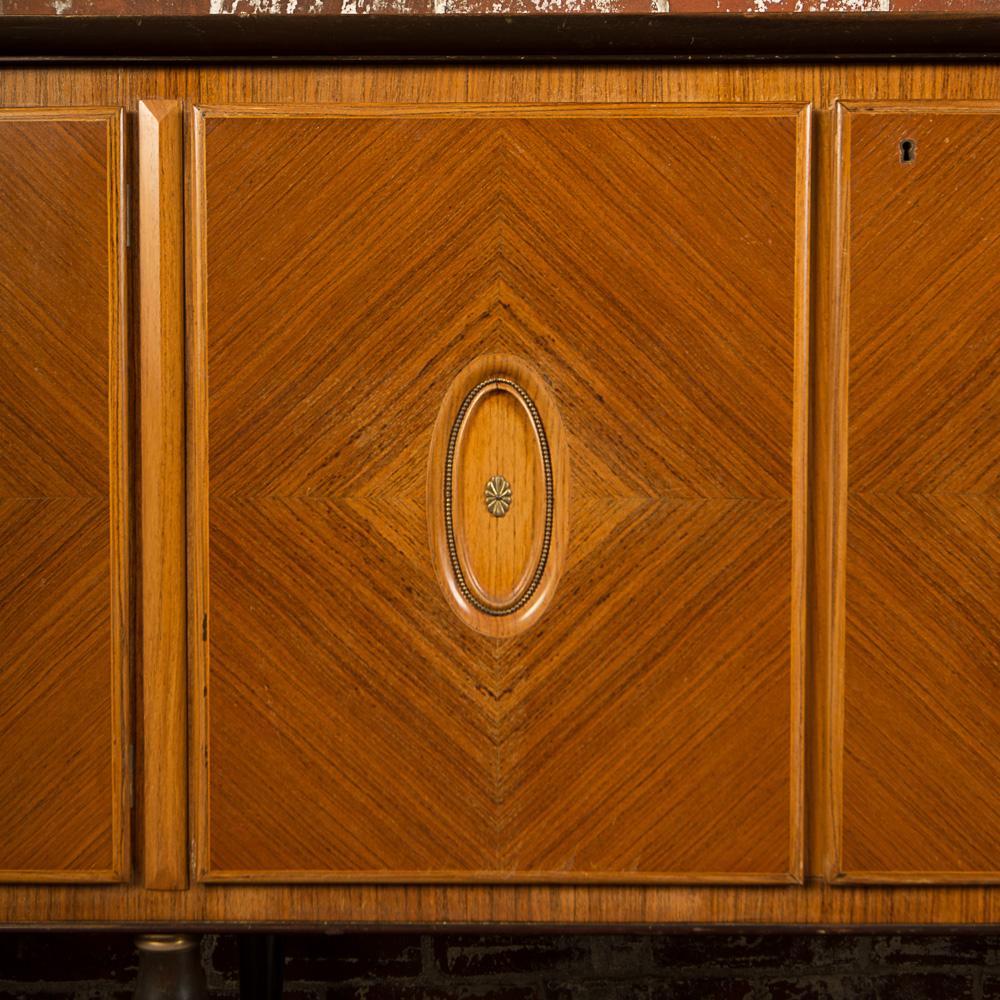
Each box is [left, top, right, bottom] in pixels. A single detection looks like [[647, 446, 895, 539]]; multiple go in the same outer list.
[[139, 100, 188, 891], [189, 102, 808, 883], [0, 107, 129, 882], [0, 63, 999, 925], [832, 103, 1000, 883]]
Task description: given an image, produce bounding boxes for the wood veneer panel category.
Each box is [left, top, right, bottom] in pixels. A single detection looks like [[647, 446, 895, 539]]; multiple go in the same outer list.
[[139, 100, 188, 891], [3, 60, 1000, 926], [0, 107, 129, 882], [190, 102, 809, 884], [832, 102, 1000, 883]]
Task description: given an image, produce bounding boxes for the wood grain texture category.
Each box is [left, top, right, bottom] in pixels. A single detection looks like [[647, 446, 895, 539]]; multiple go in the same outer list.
[[139, 100, 188, 891], [831, 102, 1000, 883], [2, 62, 1000, 925], [0, 107, 129, 882], [454, 390, 543, 604], [189, 102, 808, 884], [427, 354, 569, 638], [2, 879, 1000, 928]]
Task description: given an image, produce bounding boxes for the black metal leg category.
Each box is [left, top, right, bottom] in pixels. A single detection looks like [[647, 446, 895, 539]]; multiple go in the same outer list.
[[134, 935, 207, 1000], [239, 933, 284, 1000]]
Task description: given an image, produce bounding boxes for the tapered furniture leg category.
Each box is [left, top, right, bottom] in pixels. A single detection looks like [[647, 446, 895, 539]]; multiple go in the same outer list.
[[134, 935, 208, 1000], [239, 933, 284, 1000]]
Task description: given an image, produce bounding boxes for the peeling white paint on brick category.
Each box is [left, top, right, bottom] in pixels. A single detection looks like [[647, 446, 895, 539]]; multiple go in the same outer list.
[[748, 0, 888, 8], [443, 0, 616, 12], [788, 0, 888, 9], [212, 0, 314, 12], [30, 0, 982, 15]]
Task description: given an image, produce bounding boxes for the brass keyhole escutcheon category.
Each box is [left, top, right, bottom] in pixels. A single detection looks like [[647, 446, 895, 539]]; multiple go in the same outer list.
[[485, 475, 512, 518]]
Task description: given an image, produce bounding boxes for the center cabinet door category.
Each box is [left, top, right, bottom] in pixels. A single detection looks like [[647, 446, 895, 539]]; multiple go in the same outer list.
[[190, 103, 810, 883]]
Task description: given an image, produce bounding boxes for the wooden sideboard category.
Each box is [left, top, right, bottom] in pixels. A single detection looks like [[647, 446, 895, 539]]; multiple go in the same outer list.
[[1, 24, 999, 932]]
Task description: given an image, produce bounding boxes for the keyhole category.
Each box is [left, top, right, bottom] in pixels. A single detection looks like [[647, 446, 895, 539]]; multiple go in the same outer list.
[[900, 139, 916, 164]]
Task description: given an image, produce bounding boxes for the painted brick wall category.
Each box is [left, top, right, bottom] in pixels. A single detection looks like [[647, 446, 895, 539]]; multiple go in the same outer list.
[[2, 932, 1000, 999], [1, 0, 1000, 18]]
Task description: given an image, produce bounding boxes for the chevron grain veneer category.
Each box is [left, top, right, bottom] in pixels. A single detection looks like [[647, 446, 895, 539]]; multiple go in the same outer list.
[[835, 105, 1000, 882], [188, 105, 810, 883], [0, 109, 129, 882], [1, 60, 999, 931]]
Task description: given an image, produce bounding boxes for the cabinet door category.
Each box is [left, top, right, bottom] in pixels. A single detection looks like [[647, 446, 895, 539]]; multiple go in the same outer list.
[[0, 109, 129, 881], [191, 103, 810, 883], [832, 103, 1000, 882]]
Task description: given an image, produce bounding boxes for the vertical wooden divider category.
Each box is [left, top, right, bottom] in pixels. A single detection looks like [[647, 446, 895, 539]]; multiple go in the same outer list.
[[807, 103, 839, 881], [139, 100, 188, 890]]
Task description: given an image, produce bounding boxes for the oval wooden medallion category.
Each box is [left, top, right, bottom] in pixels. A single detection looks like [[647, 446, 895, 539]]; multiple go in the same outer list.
[[428, 355, 568, 637]]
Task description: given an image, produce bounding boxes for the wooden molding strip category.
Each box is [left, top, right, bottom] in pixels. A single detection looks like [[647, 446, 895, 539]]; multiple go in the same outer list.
[[139, 99, 188, 891], [427, 354, 569, 640], [4, 14, 1000, 62]]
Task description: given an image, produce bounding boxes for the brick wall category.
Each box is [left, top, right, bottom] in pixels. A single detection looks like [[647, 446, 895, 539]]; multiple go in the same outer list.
[[2, 932, 1000, 999], [2, 0, 1000, 18]]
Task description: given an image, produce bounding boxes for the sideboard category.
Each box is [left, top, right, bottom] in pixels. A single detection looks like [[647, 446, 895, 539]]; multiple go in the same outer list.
[[0, 18, 998, 958]]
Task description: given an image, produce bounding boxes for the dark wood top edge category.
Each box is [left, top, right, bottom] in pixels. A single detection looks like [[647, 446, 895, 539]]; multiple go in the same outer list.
[[3, 13, 1000, 62]]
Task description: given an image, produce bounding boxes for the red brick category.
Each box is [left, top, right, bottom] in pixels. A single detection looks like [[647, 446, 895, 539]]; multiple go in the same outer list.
[[437, 0, 648, 12], [0, 0, 209, 11], [891, 0, 1000, 9], [667, 0, 886, 9], [5, 0, 1000, 11]]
